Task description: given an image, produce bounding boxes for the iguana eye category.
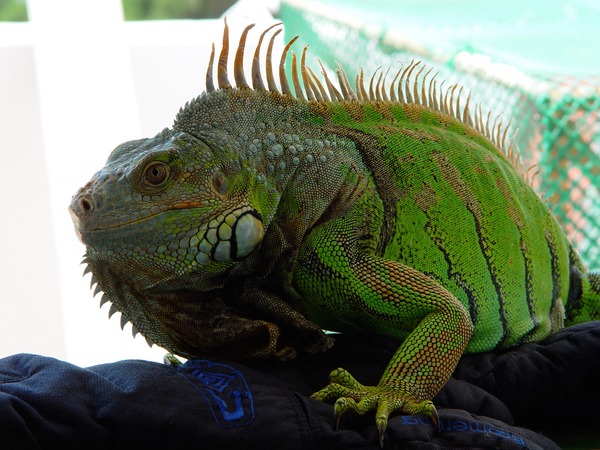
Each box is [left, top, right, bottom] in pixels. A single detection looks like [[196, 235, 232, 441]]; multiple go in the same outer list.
[[212, 171, 228, 195], [144, 162, 169, 186]]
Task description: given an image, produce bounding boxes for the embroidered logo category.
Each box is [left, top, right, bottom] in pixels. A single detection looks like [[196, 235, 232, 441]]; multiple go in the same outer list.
[[402, 415, 527, 446], [174, 359, 254, 427]]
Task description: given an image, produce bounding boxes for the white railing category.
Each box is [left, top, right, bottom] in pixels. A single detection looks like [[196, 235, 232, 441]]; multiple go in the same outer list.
[[0, 0, 278, 366]]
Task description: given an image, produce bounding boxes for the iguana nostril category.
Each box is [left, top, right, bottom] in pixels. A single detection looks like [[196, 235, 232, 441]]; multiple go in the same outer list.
[[79, 197, 94, 214]]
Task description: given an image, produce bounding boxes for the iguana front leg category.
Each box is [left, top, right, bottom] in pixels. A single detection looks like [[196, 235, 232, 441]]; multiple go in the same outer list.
[[294, 225, 473, 444]]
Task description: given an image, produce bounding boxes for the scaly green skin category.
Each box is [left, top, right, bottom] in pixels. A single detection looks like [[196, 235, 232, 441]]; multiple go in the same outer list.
[[70, 25, 600, 443]]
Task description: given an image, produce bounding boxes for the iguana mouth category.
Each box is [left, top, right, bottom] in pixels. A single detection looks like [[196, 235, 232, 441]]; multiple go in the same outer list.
[[70, 201, 207, 234], [170, 200, 204, 210]]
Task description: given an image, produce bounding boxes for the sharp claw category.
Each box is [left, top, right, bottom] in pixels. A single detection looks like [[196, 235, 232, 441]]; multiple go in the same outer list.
[[333, 398, 342, 430], [431, 405, 441, 432], [375, 401, 393, 448], [378, 423, 386, 448]]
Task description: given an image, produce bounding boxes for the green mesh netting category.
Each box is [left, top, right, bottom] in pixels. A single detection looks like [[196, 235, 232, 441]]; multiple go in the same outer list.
[[280, 0, 600, 269]]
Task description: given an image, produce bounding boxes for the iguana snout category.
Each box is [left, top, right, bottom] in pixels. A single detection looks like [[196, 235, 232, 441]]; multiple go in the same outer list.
[[69, 171, 123, 244]]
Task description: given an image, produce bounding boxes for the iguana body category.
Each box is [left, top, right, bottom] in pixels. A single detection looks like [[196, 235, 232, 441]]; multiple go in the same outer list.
[[69, 22, 600, 442]]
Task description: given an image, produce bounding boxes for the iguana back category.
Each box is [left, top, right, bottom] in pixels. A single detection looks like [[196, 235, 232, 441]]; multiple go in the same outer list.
[[69, 22, 600, 442], [269, 90, 574, 352]]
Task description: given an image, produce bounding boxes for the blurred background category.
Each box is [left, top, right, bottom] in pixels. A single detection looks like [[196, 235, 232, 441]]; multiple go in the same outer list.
[[0, 0, 598, 367]]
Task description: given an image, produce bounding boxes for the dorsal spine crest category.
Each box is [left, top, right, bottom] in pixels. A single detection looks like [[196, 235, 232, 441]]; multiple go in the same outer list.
[[201, 20, 532, 185]]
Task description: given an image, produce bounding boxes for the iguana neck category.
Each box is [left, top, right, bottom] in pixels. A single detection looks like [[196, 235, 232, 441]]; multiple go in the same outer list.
[[173, 88, 346, 229]]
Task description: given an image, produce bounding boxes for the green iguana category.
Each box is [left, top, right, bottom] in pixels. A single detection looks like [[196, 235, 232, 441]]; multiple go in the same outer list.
[[69, 21, 600, 444]]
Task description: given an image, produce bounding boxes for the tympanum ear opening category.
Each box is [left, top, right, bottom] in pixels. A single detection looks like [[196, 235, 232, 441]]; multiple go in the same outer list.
[[234, 212, 264, 259]]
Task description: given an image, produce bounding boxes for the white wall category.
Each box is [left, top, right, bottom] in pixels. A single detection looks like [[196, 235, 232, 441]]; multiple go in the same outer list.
[[0, 42, 65, 358], [0, 0, 280, 366]]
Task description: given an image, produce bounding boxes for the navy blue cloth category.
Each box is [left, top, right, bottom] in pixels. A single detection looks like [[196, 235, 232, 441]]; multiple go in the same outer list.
[[2, 322, 600, 449]]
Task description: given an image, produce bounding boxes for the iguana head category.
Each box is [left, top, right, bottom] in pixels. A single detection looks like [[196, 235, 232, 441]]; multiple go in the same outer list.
[[70, 128, 265, 281]]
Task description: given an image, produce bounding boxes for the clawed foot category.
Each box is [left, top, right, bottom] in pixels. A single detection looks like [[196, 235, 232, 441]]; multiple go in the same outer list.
[[311, 368, 439, 447]]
